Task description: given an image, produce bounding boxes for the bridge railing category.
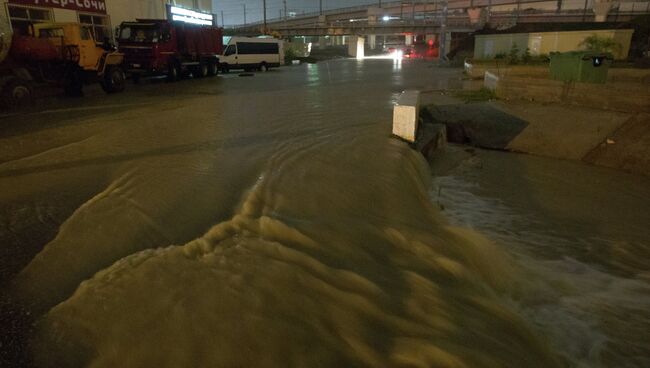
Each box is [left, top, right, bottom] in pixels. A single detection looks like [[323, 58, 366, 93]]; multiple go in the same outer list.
[[233, 0, 650, 33]]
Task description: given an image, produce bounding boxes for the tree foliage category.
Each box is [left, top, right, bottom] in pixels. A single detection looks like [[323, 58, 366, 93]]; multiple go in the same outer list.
[[579, 35, 623, 55]]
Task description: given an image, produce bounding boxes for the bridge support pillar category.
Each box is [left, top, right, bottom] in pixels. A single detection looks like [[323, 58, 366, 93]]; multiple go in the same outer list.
[[369, 35, 377, 50], [467, 8, 487, 26], [439, 32, 451, 60], [348, 36, 365, 59], [593, 0, 614, 22], [367, 6, 381, 25], [405, 34, 414, 46]]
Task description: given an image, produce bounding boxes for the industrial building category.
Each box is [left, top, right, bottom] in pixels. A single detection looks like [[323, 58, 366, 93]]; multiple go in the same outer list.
[[474, 28, 634, 60], [2, 0, 213, 40]]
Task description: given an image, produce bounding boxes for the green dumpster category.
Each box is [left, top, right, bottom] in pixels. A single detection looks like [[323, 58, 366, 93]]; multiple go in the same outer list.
[[549, 51, 612, 84]]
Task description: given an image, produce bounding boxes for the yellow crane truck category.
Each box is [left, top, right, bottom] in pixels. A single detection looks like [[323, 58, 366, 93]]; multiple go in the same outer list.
[[1, 11, 126, 109]]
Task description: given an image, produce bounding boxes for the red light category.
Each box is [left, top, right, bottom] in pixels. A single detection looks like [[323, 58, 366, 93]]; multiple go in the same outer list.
[[428, 39, 434, 47]]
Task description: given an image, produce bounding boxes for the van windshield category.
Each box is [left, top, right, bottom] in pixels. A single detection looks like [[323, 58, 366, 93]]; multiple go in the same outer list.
[[119, 25, 160, 43], [224, 44, 236, 56]]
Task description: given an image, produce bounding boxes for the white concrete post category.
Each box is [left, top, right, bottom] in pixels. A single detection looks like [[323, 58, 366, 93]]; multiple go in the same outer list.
[[484, 71, 499, 91], [393, 90, 421, 143], [369, 35, 377, 50], [348, 36, 365, 59], [405, 34, 414, 46]]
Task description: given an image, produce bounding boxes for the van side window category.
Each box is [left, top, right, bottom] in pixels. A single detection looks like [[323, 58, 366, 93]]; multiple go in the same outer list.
[[237, 42, 279, 55], [224, 45, 236, 56]]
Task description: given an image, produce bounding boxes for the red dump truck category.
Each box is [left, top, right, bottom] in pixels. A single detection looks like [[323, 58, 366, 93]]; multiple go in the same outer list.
[[118, 20, 223, 82]]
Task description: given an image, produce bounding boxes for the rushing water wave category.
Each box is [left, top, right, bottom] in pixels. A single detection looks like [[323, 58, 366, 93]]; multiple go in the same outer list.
[[432, 147, 650, 367], [1, 60, 647, 367]]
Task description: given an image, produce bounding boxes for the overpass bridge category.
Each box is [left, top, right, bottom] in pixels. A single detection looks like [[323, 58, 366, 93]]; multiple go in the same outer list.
[[231, 0, 650, 36]]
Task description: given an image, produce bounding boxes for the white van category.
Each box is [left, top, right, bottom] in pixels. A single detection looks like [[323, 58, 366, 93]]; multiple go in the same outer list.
[[220, 37, 284, 72]]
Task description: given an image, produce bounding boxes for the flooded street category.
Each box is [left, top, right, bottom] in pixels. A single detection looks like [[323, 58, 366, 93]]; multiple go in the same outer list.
[[432, 147, 650, 367], [1, 59, 648, 367]]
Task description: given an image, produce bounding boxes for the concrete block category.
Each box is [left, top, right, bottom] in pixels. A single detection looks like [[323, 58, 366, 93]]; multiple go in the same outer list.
[[393, 90, 421, 143], [484, 71, 499, 91], [347, 36, 365, 59]]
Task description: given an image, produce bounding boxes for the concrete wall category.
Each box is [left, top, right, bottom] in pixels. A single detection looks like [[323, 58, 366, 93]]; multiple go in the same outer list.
[[494, 75, 650, 113], [108, 0, 214, 31], [107, 0, 169, 31], [475, 29, 634, 60]]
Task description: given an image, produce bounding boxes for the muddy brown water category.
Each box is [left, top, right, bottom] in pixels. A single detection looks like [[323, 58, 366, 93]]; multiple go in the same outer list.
[[0, 60, 647, 367], [432, 146, 650, 367]]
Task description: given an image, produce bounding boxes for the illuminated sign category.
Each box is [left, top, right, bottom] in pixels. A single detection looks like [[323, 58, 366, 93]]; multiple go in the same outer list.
[[9, 0, 107, 14], [169, 6, 214, 26]]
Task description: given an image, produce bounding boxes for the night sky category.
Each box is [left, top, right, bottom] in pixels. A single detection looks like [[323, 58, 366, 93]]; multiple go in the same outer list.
[[212, 0, 382, 26]]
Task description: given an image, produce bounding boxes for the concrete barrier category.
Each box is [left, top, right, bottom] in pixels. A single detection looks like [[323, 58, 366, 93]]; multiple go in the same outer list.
[[495, 76, 650, 113], [393, 90, 421, 143], [484, 71, 499, 91]]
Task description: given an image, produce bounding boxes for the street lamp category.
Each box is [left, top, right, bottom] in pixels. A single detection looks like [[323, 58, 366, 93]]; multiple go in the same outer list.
[[263, 0, 267, 33], [382, 15, 390, 21]]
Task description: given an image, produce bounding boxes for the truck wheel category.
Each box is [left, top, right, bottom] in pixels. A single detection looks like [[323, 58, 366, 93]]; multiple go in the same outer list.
[[221, 63, 229, 74], [64, 68, 84, 97], [195, 62, 208, 78], [1, 77, 33, 109], [167, 63, 180, 82], [101, 66, 126, 94], [259, 62, 268, 72], [207, 61, 218, 76]]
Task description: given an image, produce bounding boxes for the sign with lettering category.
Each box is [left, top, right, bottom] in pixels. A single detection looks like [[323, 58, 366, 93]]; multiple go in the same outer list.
[[9, 0, 107, 14]]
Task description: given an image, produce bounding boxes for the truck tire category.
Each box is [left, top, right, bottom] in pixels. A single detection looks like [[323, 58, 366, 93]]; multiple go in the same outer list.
[[101, 66, 126, 94], [207, 60, 218, 76], [221, 63, 229, 74], [259, 62, 268, 72], [167, 62, 180, 82], [194, 62, 208, 78], [1, 77, 34, 109], [64, 67, 84, 97]]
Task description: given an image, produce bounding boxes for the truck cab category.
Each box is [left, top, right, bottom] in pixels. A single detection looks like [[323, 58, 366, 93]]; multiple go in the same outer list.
[[118, 20, 175, 78], [29, 22, 125, 95], [32, 23, 106, 70], [1, 21, 125, 108]]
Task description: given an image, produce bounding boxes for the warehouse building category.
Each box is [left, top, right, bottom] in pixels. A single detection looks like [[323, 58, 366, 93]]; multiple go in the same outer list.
[[475, 29, 634, 60], [2, 0, 213, 40]]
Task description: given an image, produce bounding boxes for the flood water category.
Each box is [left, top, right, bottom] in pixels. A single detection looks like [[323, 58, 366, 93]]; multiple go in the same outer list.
[[0, 59, 648, 367], [431, 147, 650, 367]]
